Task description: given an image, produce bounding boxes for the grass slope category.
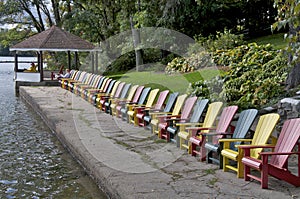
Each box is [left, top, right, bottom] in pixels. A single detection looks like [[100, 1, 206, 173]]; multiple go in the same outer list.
[[109, 68, 220, 94]]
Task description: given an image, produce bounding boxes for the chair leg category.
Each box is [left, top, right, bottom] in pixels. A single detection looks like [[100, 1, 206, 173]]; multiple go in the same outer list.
[[188, 140, 192, 154], [261, 155, 269, 189], [237, 154, 244, 178], [223, 156, 229, 172], [191, 143, 197, 156], [200, 139, 206, 161], [179, 137, 184, 150], [176, 135, 180, 147], [206, 150, 212, 163], [244, 164, 250, 181], [218, 153, 223, 169]]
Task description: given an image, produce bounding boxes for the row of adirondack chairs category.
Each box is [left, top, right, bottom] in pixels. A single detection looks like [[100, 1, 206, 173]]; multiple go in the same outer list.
[[59, 70, 300, 189]]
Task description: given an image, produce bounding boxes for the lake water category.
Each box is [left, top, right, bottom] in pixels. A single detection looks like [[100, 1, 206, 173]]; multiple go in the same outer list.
[[0, 57, 107, 198]]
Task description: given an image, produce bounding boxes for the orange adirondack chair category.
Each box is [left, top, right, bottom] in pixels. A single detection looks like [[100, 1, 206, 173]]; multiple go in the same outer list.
[[157, 96, 198, 142], [241, 118, 300, 189], [189, 105, 238, 161], [220, 113, 280, 178], [135, 90, 170, 127]]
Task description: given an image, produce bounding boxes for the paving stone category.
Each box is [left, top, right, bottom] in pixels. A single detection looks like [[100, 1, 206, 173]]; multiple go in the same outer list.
[[20, 86, 300, 199]]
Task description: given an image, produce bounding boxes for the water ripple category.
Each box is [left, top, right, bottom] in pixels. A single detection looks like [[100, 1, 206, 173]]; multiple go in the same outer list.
[[0, 62, 106, 198]]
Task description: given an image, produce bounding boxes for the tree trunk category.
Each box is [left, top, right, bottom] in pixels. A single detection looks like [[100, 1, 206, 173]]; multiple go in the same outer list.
[[286, 25, 300, 89], [130, 17, 143, 72]]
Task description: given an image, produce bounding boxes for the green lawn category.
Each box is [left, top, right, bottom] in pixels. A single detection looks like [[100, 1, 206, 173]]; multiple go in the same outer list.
[[109, 68, 221, 94], [248, 33, 288, 50], [106, 33, 285, 94]]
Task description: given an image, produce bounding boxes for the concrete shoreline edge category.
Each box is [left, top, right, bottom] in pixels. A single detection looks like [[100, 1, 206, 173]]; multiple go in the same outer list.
[[19, 86, 118, 198], [18, 86, 300, 199]]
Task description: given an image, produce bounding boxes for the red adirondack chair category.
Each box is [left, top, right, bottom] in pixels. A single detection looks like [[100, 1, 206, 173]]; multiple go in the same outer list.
[[158, 96, 198, 142], [241, 118, 300, 189], [135, 90, 170, 127], [189, 105, 238, 161]]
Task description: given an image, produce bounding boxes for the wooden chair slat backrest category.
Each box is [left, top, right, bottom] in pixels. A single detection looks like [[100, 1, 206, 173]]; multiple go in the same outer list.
[[145, 89, 160, 108], [180, 96, 198, 121], [271, 118, 300, 168], [154, 90, 169, 110], [250, 113, 280, 158], [189, 99, 209, 123], [230, 109, 258, 150], [171, 94, 188, 115]]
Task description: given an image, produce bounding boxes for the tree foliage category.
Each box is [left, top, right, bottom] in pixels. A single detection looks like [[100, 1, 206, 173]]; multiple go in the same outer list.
[[273, 0, 300, 88]]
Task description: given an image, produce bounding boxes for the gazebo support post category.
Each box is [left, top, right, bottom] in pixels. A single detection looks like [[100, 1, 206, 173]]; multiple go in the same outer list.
[[14, 52, 18, 72], [91, 52, 94, 73], [68, 51, 71, 70], [75, 51, 78, 70], [39, 51, 44, 81], [95, 51, 98, 74]]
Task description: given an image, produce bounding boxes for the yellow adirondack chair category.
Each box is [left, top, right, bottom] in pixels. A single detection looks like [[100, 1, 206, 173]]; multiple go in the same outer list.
[[150, 94, 187, 136], [110, 85, 139, 116], [96, 80, 120, 110], [220, 113, 280, 178], [178, 102, 223, 154], [59, 70, 78, 88], [86, 77, 109, 103], [67, 71, 88, 91], [127, 89, 159, 125]]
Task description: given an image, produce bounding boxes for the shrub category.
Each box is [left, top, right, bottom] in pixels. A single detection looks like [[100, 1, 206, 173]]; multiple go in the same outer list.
[[165, 57, 194, 74], [220, 51, 288, 109]]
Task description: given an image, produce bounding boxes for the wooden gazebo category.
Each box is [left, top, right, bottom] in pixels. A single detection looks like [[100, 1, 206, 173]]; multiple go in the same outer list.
[[10, 25, 95, 82]]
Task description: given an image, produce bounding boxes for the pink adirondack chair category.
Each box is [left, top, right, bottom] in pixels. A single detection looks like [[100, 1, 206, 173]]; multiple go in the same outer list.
[[158, 96, 198, 142], [241, 118, 300, 189], [189, 105, 238, 161], [115, 85, 145, 118], [98, 82, 125, 110], [135, 90, 170, 127]]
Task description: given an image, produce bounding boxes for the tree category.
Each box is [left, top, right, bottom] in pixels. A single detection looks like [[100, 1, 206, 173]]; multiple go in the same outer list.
[[273, 0, 300, 88]]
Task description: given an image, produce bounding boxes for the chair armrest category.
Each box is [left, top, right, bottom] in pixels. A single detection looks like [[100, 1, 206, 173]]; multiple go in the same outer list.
[[176, 122, 203, 126], [156, 114, 180, 119], [238, 144, 275, 150], [149, 112, 171, 116], [164, 115, 182, 120], [126, 102, 138, 105], [260, 151, 300, 156], [218, 138, 253, 143], [186, 127, 216, 131], [148, 108, 164, 112], [205, 131, 233, 136]]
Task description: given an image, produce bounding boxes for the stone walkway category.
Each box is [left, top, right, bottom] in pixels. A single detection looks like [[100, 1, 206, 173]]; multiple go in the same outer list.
[[19, 86, 300, 199]]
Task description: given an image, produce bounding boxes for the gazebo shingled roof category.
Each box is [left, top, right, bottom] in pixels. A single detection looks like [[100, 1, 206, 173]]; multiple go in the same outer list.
[[10, 25, 95, 52]]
